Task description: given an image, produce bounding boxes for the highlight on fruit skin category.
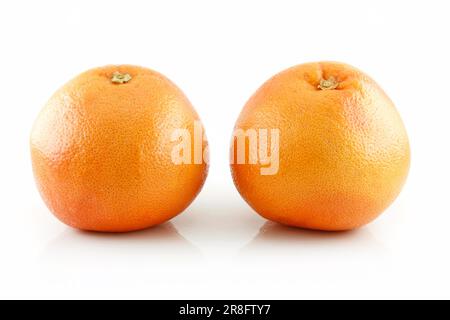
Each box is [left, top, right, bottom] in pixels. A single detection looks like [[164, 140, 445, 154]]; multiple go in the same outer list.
[[230, 61, 410, 231], [30, 65, 209, 232]]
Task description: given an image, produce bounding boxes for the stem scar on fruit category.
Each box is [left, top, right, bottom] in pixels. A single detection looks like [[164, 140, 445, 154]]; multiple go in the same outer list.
[[318, 76, 339, 90], [111, 71, 132, 84]]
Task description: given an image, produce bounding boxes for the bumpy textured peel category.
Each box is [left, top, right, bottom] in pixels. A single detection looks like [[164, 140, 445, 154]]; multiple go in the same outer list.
[[31, 65, 208, 232], [230, 61, 410, 231]]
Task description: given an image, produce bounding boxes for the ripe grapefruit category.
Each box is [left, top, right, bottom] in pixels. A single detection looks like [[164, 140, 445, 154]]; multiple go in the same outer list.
[[31, 65, 208, 232], [230, 61, 410, 231]]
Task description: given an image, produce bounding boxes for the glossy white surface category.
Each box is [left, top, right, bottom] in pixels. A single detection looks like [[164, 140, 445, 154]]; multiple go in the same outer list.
[[0, 0, 449, 299]]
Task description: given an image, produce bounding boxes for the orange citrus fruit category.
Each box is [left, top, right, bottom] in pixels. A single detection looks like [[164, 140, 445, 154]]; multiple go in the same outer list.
[[31, 65, 208, 232], [230, 61, 410, 231]]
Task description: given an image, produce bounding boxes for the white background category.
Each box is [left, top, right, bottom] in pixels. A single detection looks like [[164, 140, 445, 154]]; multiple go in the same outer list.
[[0, 0, 449, 299]]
